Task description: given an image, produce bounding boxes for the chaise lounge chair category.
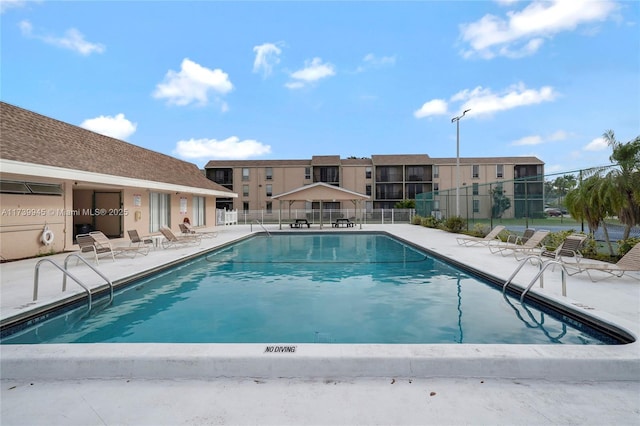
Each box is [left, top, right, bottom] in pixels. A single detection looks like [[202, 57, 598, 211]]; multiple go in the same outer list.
[[456, 225, 506, 247], [524, 233, 588, 267], [76, 233, 116, 264], [90, 231, 141, 258], [179, 223, 218, 238], [127, 229, 153, 255], [489, 229, 550, 257], [563, 242, 640, 282], [159, 226, 201, 249]]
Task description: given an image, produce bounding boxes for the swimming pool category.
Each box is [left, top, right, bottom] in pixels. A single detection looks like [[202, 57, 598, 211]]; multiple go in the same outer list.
[[0, 233, 627, 345]]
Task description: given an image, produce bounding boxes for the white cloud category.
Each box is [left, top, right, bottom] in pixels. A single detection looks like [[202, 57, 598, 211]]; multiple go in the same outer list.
[[18, 20, 105, 55], [413, 99, 448, 119], [584, 136, 608, 151], [459, 0, 618, 59], [511, 130, 569, 146], [354, 53, 397, 73], [285, 57, 335, 89], [363, 53, 396, 67], [253, 42, 282, 77], [416, 83, 557, 120], [511, 135, 543, 146], [175, 136, 272, 161], [153, 58, 233, 108], [80, 114, 137, 140], [1, 0, 31, 14], [451, 83, 557, 116]]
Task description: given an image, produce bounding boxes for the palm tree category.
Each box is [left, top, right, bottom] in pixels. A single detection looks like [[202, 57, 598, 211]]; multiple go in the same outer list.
[[602, 130, 640, 240], [565, 173, 615, 254]]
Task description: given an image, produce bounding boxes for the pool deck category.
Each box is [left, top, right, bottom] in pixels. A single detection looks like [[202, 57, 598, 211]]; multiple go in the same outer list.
[[1, 224, 639, 425]]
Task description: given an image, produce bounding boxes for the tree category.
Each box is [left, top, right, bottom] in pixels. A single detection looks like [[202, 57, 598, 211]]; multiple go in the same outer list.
[[490, 185, 511, 218], [395, 199, 416, 209], [553, 175, 577, 208], [602, 130, 640, 239]]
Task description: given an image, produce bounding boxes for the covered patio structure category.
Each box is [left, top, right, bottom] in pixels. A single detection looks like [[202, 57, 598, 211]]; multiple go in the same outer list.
[[271, 182, 369, 229]]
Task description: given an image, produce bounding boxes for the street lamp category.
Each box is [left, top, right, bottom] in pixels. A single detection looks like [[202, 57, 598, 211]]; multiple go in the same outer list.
[[451, 109, 471, 217]]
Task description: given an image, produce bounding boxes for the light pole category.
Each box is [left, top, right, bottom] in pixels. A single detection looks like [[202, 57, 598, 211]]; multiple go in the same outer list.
[[451, 109, 471, 217]]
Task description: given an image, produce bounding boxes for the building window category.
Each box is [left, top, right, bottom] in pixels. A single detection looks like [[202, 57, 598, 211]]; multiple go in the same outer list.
[[242, 185, 249, 197], [473, 199, 480, 213], [366, 185, 372, 196], [304, 167, 311, 180], [0, 180, 63, 195], [472, 165, 479, 179], [266, 184, 272, 197], [265, 167, 273, 180], [242, 168, 250, 181], [365, 167, 372, 179], [472, 183, 479, 196], [266, 201, 272, 213], [192, 196, 205, 226], [149, 192, 170, 232], [406, 166, 425, 181], [314, 166, 339, 184], [433, 166, 439, 179], [243, 202, 249, 212], [406, 183, 424, 199], [376, 166, 402, 182], [496, 164, 504, 178], [207, 168, 233, 185], [376, 183, 403, 200]]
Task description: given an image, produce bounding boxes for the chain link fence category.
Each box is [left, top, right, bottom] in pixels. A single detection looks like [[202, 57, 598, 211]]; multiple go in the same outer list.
[[415, 165, 639, 242]]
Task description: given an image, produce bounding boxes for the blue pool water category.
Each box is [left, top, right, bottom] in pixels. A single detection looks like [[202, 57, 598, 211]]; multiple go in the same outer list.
[[1, 233, 623, 345]]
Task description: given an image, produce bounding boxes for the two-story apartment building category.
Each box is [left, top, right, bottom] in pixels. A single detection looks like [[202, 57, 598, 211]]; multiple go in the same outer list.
[[205, 154, 544, 219]]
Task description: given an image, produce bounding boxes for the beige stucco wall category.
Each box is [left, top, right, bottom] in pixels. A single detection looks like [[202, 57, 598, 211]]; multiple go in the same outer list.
[[0, 176, 220, 261], [0, 190, 68, 260]]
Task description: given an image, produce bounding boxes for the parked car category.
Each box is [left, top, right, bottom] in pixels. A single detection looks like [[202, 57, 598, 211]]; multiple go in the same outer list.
[[544, 208, 562, 217]]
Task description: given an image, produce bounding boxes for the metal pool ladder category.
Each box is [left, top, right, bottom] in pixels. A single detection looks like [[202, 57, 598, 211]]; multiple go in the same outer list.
[[502, 255, 569, 302], [33, 253, 114, 314], [252, 219, 271, 237]]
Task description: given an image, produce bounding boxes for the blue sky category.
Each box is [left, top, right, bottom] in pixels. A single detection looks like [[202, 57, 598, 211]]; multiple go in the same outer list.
[[2, 0, 638, 176]]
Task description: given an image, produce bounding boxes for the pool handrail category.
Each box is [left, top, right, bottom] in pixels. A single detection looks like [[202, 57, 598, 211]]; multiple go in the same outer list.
[[33, 258, 93, 313], [64, 253, 114, 305], [32, 253, 115, 315], [253, 220, 271, 236]]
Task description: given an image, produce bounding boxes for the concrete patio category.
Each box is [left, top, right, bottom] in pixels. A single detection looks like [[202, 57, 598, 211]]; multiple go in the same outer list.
[[1, 224, 639, 425]]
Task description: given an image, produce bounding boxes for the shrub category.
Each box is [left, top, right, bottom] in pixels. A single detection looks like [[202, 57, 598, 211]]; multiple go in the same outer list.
[[421, 215, 441, 228], [411, 215, 423, 225], [618, 237, 640, 257], [471, 223, 489, 237], [443, 216, 466, 233]]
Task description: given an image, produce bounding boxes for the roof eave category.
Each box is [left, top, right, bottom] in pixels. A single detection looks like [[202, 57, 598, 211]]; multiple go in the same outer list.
[[0, 159, 238, 198]]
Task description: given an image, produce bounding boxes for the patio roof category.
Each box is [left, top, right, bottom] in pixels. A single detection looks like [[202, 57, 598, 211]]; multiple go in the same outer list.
[[271, 182, 369, 202], [271, 182, 369, 229]]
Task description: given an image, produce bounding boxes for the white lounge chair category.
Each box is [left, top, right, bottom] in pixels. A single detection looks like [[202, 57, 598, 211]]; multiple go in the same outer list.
[[456, 225, 506, 247], [76, 233, 115, 264], [159, 226, 201, 249], [90, 231, 140, 258], [564, 242, 640, 282], [489, 230, 550, 257], [524, 234, 588, 268], [179, 223, 218, 238]]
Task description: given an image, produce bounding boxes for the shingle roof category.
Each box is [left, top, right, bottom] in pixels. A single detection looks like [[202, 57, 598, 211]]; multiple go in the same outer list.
[[205, 159, 311, 168], [371, 154, 431, 165], [0, 102, 232, 194], [311, 155, 341, 165], [429, 156, 544, 165]]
